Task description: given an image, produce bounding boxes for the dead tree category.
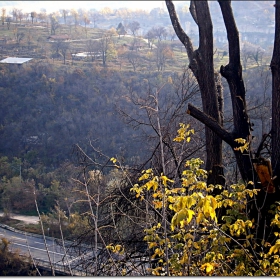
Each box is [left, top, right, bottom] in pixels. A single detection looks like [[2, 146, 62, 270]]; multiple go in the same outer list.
[[166, 0, 280, 243], [165, 0, 225, 186], [271, 2, 280, 190]]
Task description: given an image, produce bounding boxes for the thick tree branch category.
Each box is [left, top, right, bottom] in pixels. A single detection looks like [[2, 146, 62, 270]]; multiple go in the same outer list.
[[166, 0, 224, 186], [218, 0, 241, 67], [165, 0, 194, 60], [271, 1, 280, 184], [187, 103, 254, 184], [187, 103, 233, 146], [190, 1, 198, 26], [218, 0, 251, 140]]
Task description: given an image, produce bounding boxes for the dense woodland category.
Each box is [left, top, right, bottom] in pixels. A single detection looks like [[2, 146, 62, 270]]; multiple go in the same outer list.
[[0, 0, 280, 276]]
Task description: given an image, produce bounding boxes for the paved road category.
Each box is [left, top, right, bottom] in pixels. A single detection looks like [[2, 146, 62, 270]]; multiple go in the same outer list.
[[0, 225, 99, 275], [0, 226, 71, 264]]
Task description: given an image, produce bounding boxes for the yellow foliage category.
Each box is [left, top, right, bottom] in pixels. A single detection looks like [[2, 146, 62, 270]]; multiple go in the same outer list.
[[173, 123, 195, 143], [234, 138, 247, 144], [160, 174, 174, 186], [153, 200, 163, 209], [110, 157, 117, 164], [268, 239, 280, 255], [234, 138, 250, 153], [200, 263, 214, 274], [113, 123, 280, 276]]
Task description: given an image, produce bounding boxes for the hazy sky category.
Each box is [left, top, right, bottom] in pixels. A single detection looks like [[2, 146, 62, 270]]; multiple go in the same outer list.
[[3, 1, 169, 13]]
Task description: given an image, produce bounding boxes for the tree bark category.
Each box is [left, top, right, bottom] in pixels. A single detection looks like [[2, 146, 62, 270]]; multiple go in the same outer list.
[[258, 0, 280, 243], [218, 0, 254, 183], [171, 0, 280, 243], [165, 0, 225, 186], [271, 1, 280, 190], [247, 0, 280, 243], [166, 0, 280, 246], [187, 103, 252, 183]]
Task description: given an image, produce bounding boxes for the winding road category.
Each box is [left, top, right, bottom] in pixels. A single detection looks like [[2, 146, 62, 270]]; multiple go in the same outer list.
[[0, 215, 95, 275], [0, 225, 79, 274]]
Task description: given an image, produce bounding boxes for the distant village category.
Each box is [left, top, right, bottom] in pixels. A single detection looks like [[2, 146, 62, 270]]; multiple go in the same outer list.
[[0, 1, 275, 69]]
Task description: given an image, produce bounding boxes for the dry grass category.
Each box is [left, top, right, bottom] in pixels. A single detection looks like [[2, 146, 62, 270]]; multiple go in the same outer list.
[[0, 19, 194, 73], [0, 216, 42, 234]]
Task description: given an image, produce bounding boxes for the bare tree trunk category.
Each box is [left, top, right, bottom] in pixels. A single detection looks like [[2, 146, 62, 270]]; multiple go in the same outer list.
[[165, 0, 225, 186], [256, 0, 280, 244], [217, 0, 254, 184], [165, 0, 256, 185], [271, 1, 280, 189], [166, 0, 280, 244]]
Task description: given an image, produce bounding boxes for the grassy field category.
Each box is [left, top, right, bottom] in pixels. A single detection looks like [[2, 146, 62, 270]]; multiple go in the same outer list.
[[0, 19, 196, 73], [0, 17, 272, 75]]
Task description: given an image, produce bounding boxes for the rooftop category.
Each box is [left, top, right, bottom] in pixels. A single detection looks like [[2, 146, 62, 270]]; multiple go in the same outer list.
[[0, 57, 33, 64]]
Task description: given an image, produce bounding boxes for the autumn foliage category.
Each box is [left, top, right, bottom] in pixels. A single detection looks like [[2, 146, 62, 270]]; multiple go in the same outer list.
[[108, 124, 280, 276]]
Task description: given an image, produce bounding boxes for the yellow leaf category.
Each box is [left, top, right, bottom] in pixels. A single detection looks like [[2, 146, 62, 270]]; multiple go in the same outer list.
[[186, 209, 195, 224], [209, 208, 216, 221], [106, 244, 114, 250], [268, 243, 280, 255], [210, 196, 217, 210], [139, 173, 149, 181], [153, 248, 164, 258], [177, 209, 187, 224], [115, 244, 122, 251], [146, 180, 156, 191], [148, 242, 157, 249], [248, 190, 253, 198], [206, 263, 214, 273], [201, 263, 214, 274], [185, 196, 196, 208], [196, 212, 204, 224], [167, 196, 175, 203], [160, 175, 174, 186], [261, 259, 270, 269], [173, 136, 184, 142], [193, 242, 200, 249], [153, 200, 163, 209], [234, 138, 247, 144]]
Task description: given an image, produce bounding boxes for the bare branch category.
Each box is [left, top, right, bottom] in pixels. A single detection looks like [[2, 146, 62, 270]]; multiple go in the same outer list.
[[187, 103, 233, 146], [189, 1, 198, 25], [165, 0, 194, 60]]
